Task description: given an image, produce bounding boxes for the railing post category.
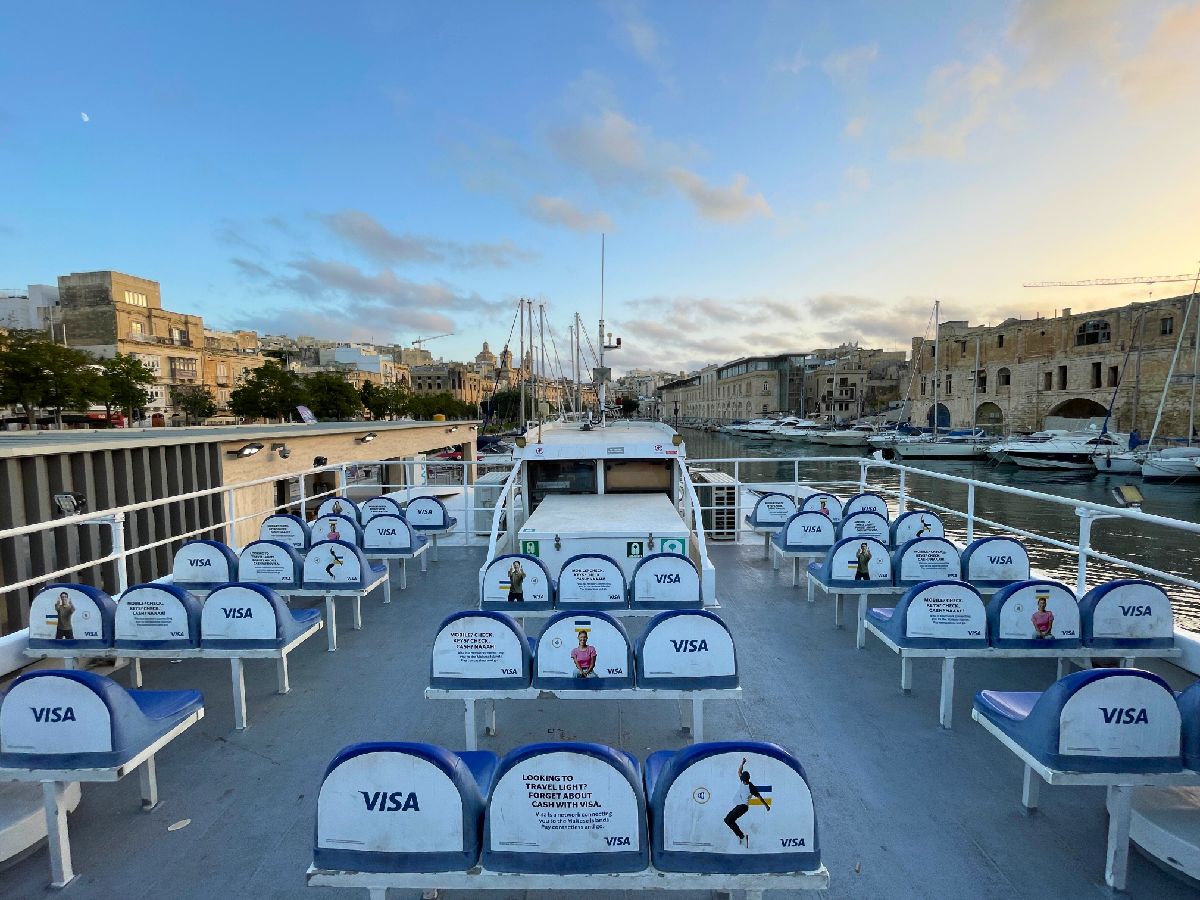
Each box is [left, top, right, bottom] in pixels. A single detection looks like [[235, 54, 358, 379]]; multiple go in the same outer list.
[[733, 460, 742, 544], [461, 461, 470, 546], [298, 473, 307, 519], [1076, 508, 1095, 597], [897, 470, 907, 510], [225, 488, 240, 552], [965, 483, 976, 544], [858, 459, 868, 492], [793, 458, 799, 490]]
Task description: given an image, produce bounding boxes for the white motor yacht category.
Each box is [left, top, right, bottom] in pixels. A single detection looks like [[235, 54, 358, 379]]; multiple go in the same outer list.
[[774, 419, 825, 442], [893, 430, 989, 460], [1003, 429, 1128, 470], [821, 424, 876, 447], [729, 418, 778, 435], [1141, 446, 1200, 481]]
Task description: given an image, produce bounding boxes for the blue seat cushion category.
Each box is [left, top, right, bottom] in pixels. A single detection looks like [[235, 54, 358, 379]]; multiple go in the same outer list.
[[292, 608, 322, 628], [369, 561, 388, 576], [130, 688, 204, 722], [975, 690, 1038, 723], [867, 607, 894, 623]]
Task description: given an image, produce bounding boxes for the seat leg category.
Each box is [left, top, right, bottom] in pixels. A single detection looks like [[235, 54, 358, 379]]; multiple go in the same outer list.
[[400, 559, 408, 590], [938, 657, 956, 729], [43, 780, 76, 888], [792, 557, 799, 588], [1056, 657, 1069, 679], [692, 699, 704, 743], [139, 755, 159, 809], [834, 594, 843, 628], [432, 534, 439, 560], [771, 545, 779, 569], [1021, 764, 1041, 811], [325, 596, 338, 651], [231, 658, 248, 731], [368, 889, 388, 900], [900, 657, 913, 693], [276, 654, 291, 694], [420, 549, 428, 573], [1105, 784, 1133, 890], [464, 699, 477, 751], [856, 594, 868, 649], [806, 575, 814, 603], [131, 658, 144, 689], [352, 595, 363, 630], [763, 532, 770, 559], [484, 700, 497, 736], [383, 562, 393, 604]]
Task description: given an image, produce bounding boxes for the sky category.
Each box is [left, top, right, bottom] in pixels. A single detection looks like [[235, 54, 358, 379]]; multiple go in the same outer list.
[[2, 0, 1199, 376]]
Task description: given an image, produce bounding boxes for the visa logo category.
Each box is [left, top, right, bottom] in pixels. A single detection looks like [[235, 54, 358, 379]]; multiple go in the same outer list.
[[802, 526, 821, 533], [780, 837, 807, 847], [189, 558, 212, 567], [606, 668, 624, 675], [654, 574, 681, 584], [967, 630, 981, 636], [170, 631, 185, 637], [988, 555, 1014, 565], [500, 668, 519, 675], [670, 639, 709, 652], [1101, 707, 1149, 724], [1120, 605, 1152, 616], [605, 836, 631, 846], [31, 706, 76, 722], [378, 528, 397, 535], [222, 608, 254, 619], [359, 790, 419, 812]]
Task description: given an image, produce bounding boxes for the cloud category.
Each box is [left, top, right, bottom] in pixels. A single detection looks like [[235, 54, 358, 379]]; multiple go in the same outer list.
[[843, 166, 871, 192], [1118, 2, 1200, 106], [775, 50, 809, 75], [892, 54, 1006, 160], [823, 42, 879, 83], [229, 257, 272, 280], [668, 169, 772, 222], [215, 221, 266, 255], [607, 2, 675, 89], [526, 195, 614, 232], [1008, 0, 1121, 88], [843, 116, 867, 138], [317, 209, 535, 268]]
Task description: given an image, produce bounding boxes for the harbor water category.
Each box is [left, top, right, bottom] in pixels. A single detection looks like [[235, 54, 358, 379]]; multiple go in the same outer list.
[[680, 427, 1200, 632]]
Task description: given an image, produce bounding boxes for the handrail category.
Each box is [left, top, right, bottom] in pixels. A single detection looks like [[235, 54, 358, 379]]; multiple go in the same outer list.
[[483, 463, 523, 567]]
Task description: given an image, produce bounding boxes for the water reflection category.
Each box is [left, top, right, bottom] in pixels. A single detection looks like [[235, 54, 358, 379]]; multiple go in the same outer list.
[[680, 428, 1200, 630]]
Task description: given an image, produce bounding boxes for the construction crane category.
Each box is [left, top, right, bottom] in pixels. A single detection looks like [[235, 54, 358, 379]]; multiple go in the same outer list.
[[1023, 274, 1197, 288], [410, 333, 453, 348]]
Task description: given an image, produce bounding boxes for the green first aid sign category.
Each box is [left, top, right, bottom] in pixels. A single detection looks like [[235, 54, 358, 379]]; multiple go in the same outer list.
[[520, 539, 540, 556]]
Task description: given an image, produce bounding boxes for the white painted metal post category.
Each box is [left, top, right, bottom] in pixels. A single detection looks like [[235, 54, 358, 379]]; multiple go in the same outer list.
[[1076, 508, 1093, 597], [692, 699, 704, 743], [131, 658, 143, 688], [43, 780, 75, 888], [938, 658, 956, 729], [965, 484, 975, 544], [858, 459, 868, 492], [1105, 784, 1133, 890], [298, 472, 307, 519], [352, 595, 363, 630], [383, 563, 393, 604], [833, 593, 843, 628], [138, 755, 159, 809], [225, 489, 240, 552], [110, 513, 129, 594], [856, 594, 868, 648], [231, 658, 248, 730], [1021, 765, 1041, 810], [463, 699, 477, 751], [733, 460, 742, 543], [277, 655, 291, 694], [326, 596, 338, 651], [461, 461, 469, 548], [897, 470, 907, 510], [900, 657, 913, 692], [400, 558, 408, 590], [485, 700, 497, 736]]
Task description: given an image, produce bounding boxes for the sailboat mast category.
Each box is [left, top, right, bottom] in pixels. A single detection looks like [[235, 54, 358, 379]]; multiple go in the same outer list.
[[932, 299, 940, 439], [971, 334, 980, 434], [518, 298, 526, 427], [598, 234, 606, 424], [1187, 262, 1200, 445]]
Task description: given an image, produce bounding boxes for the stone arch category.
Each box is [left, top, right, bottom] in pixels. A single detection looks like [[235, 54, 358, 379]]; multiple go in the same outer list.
[[1048, 397, 1108, 419], [925, 402, 950, 428], [975, 401, 1004, 432]]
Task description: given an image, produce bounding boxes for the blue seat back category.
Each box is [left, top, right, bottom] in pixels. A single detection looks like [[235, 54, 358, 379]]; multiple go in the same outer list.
[[779, 511, 836, 552], [800, 492, 843, 524], [1079, 579, 1174, 649], [0, 670, 202, 769], [878, 580, 987, 648], [891, 537, 961, 587], [27, 584, 115, 650], [533, 611, 634, 689], [201, 583, 301, 648], [813, 537, 891, 587], [172, 540, 238, 590], [362, 514, 421, 553], [961, 536, 1030, 587], [114, 584, 201, 649], [431, 611, 532, 689], [647, 741, 818, 873], [557, 554, 628, 608], [987, 580, 1081, 648], [260, 513, 310, 551], [360, 495, 405, 523], [844, 492, 889, 521], [480, 553, 554, 610], [407, 496, 451, 529], [747, 493, 797, 528], [482, 742, 648, 874], [836, 511, 890, 544], [635, 610, 737, 689], [630, 553, 702, 608], [891, 510, 944, 545], [302, 540, 374, 589], [314, 742, 494, 873], [311, 513, 364, 547], [1178, 681, 1200, 771], [238, 540, 304, 589], [317, 496, 361, 523]]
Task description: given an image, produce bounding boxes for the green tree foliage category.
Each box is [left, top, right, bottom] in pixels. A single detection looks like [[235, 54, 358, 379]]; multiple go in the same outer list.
[[0, 331, 101, 425], [619, 396, 639, 416], [360, 381, 390, 420], [302, 371, 363, 421], [383, 381, 412, 418], [97, 353, 157, 424], [171, 384, 218, 424], [483, 388, 522, 425], [406, 392, 475, 420], [229, 361, 306, 421]]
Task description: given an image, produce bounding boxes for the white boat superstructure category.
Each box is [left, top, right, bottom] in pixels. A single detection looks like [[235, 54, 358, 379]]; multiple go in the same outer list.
[[1142, 446, 1200, 481], [1003, 429, 1128, 470], [820, 424, 876, 447], [773, 419, 825, 441]]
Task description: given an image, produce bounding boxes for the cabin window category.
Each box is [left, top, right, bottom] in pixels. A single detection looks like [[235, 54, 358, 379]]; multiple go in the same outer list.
[[1075, 319, 1111, 346], [1091, 362, 1102, 389], [1107, 366, 1119, 387], [1161, 316, 1174, 336], [604, 459, 672, 497], [527, 460, 598, 511]]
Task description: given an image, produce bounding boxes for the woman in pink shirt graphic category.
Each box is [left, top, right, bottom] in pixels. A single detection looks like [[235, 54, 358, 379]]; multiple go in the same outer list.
[[571, 630, 597, 678], [1031, 596, 1054, 639]]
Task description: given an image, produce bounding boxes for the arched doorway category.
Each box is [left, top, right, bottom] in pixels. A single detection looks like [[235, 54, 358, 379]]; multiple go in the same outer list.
[[925, 403, 950, 428], [975, 402, 1004, 433], [1048, 398, 1108, 419]]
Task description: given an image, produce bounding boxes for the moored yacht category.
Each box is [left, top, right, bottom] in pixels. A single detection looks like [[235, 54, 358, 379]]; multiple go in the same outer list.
[[1141, 446, 1200, 481], [893, 429, 990, 460], [1003, 429, 1128, 470], [820, 423, 876, 447]]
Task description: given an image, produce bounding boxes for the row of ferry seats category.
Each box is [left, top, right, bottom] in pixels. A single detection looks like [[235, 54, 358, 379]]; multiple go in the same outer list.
[[866, 578, 1174, 650], [173, 537, 394, 592], [26, 582, 321, 651], [480, 552, 703, 611], [975, 668, 1200, 774], [775, 508, 948, 556], [748, 489, 888, 530], [313, 740, 819, 875], [260, 512, 427, 556], [312, 494, 455, 530], [808, 535, 1031, 589], [431, 609, 737, 690]]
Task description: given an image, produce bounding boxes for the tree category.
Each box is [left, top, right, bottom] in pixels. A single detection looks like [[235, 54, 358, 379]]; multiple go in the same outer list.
[[483, 389, 522, 425], [620, 396, 639, 416], [383, 381, 412, 418], [360, 381, 390, 420], [302, 371, 363, 421], [171, 384, 218, 425], [229, 361, 305, 421], [0, 331, 97, 425], [97, 354, 157, 425]]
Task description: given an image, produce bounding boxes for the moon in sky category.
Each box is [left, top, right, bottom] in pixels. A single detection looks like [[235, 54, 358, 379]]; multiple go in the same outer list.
[[80, 112, 90, 122]]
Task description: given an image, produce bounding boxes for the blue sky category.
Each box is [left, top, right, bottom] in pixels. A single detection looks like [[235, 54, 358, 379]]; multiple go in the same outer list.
[[2, 0, 1199, 374]]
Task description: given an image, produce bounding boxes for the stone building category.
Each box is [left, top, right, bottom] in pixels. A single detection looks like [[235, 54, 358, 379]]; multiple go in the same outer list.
[[909, 295, 1198, 435], [410, 362, 483, 406], [811, 347, 909, 421]]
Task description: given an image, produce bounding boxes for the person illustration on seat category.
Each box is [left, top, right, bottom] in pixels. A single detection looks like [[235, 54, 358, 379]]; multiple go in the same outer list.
[[1031, 595, 1055, 639], [571, 629, 597, 678], [724, 757, 770, 848], [817, 498, 829, 518], [327, 520, 341, 542], [331, 500, 343, 516], [507, 560, 525, 602], [854, 542, 872, 581], [916, 516, 932, 538], [325, 547, 345, 578], [54, 590, 75, 640]]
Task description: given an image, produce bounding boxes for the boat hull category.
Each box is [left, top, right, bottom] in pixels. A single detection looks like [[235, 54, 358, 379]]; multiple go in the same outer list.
[[1008, 452, 1098, 470], [894, 442, 987, 460], [1093, 454, 1142, 475]]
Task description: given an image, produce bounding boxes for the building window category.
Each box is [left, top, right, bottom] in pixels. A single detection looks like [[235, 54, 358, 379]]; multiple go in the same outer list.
[[1107, 366, 1119, 387], [1043, 372, 1053, 391], [977, 371, 987, 394], [997, 334, 1005, 348], [945, 374, 952, 395], [123, 290, 148, 307], [1091, 362, 1102, 389], [920, 376, 926, 396], [130, 321, 144, 338], [1075, 319, 1111, 346], [1161, 317, 1174, 336], [1057, 365, 1067, 390], [997, 367, 1011, 387]]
